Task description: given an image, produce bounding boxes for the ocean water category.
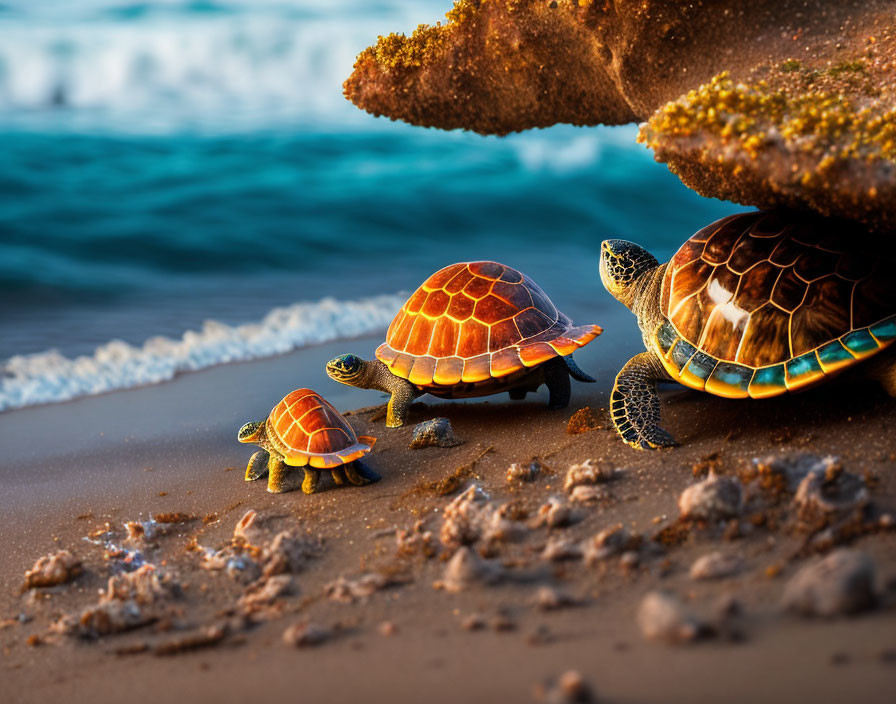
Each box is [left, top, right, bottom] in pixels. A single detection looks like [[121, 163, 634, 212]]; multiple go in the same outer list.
[[0, 0, 743, 411]]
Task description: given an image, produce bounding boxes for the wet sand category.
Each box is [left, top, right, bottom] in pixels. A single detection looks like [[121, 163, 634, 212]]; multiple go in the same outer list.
[[1, 328, 895, 703]]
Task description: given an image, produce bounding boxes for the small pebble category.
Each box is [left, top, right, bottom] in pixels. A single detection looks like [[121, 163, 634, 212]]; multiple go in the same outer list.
[[378, 621, 398, 637], [434, 547, 505, 593], [690, 551, 744, 581], [506, 462, 540, 482], [325, 573, 390, 603], [564, 459, 620, 492], [461, 613, 487, 631], [542, 537, 583, 562], [532, 497, 576, 528], [282, 622, 330, 648], [408, 418, 463, 449], [583, 524, 636, 564], [535, 670, 596, 704], [678, 473, 743, 521], [569, 486, 611, 505], [526, 624, 554, 646], [781, 549, 876, 617], [637, 590, 707, 644], [792, 460, 868, 521], [619, 551, 639, 571], [533, 586, 577, 611], [491, 612, 517, 632]]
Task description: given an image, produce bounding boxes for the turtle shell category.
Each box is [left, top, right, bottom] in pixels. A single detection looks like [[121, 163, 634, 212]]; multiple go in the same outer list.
[[657, 211, 896, 399], [376, 261, 601, 387], [265, 389, 376, 469]]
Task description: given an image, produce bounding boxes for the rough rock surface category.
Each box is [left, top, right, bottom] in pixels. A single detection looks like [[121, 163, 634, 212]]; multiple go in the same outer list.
[[346, 0, 883, 134], [640, 55, 896, 233], [345, 0, 896, 232], [409, 418, 463, 449]]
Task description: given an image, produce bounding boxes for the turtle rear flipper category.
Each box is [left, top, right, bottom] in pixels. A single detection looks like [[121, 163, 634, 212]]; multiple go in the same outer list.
[[347, 460, 381, 485], [611, 352, 677, 450], [563, 354, 596, 383]]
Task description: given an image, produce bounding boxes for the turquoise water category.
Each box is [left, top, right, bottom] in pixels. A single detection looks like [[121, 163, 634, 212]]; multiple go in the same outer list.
[[0, 0, 743, 409]]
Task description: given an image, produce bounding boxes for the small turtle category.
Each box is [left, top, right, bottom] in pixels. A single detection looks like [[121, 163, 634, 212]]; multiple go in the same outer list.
[[238, 388, 379, 494], [600, 210, 896, 449], [326, 261, 601, 427]]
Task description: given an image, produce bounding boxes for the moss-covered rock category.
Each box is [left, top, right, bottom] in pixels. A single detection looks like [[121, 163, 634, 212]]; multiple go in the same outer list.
[[344, 0, 896, 231], [640, 45, 896, 232]]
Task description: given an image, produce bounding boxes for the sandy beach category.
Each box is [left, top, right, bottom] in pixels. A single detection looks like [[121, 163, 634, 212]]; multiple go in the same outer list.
[[2, 2, 896, 702], [2, 324, 894, 703]]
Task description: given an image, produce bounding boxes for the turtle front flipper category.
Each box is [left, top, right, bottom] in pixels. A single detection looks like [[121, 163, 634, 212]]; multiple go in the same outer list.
[[245, 450, 269, 482], [383, 376, 416, 428], [611, 352, 676, 450], [266, 454, 291, 493]]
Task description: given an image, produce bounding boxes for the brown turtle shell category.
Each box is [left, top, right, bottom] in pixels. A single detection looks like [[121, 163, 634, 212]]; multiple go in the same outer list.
[[376, 261, 601, 387], [658, 210, 896, 397], [265, 389, 375, 469]]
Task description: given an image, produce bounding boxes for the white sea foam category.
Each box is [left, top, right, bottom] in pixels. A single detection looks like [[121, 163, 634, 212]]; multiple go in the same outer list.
[[0, 0, 441, 132], [0, 293, 405, 412]]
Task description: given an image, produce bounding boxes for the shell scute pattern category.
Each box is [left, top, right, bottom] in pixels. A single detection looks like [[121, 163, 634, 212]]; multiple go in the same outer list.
[[658, 212, 896, 398], [378, 262, 600, 386], [266, 389, 374, 468]]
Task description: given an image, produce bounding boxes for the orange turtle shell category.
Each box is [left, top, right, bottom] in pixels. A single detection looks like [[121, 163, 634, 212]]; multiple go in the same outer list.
[[376, 261, 602, 387], [265, 389, 376, 469]]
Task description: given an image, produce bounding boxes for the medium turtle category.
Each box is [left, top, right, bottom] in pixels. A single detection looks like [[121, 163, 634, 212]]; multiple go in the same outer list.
[[238, 388, 379, 494], [326, 261, 602, 427], [599, 210, 896, 449]]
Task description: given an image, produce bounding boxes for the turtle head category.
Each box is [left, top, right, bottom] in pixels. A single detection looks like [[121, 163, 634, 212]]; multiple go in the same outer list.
[[238, 421, 264, 444], [326, 353, 366, 386], [600, 239, 659, 309]]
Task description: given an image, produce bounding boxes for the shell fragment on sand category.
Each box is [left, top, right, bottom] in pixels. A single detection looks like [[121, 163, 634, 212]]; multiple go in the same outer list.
[[23, 550, 82, 590]]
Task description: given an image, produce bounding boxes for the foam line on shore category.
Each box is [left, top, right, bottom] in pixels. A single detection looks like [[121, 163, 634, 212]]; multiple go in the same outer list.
[[0, 293, 405, 412]]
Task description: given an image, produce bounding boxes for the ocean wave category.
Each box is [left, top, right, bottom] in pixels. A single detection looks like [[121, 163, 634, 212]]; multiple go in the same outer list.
[[0, 293, 405, 411], [0, 1, 439, 132]]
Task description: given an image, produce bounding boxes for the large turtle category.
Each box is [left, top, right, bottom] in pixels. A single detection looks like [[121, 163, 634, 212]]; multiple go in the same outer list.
[[326, 261, 602, 427], [238, 388, 379, 494], [599, 210, 896, 449]]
